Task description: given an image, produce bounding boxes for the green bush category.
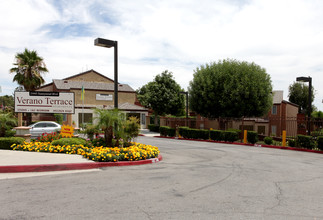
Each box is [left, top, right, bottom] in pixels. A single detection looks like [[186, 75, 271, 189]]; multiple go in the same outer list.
[[210, 130, 224, 141], [51, 138, 87, 146], [199, 129, 210, 140], [247, 131, 258, 144], [0, 112, 17, 137], [159, 126, 169, 136], [124, 117, 140, 142], [288, 139, 296, 147], [184, 129, 206, 139], [167, 127, 176, 137], [90, 137, 106, 147], [179, 127, 190, 138], [186, 129, 198, 139], [223, 131, 239, 142], [0, 137, 25, 150], [148, 124, 160, 132], [81, 124, 99, 141], [4, 130, 16, 137], [311, 130, 323, 138], [156, 125, 175, 137], [296, 135, 315, 149], [317, 136, 323, 150], [264, 136, 273, 145]]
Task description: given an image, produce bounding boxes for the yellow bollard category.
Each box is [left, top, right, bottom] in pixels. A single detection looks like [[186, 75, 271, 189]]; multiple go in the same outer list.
[[282, 130, 286, 147], [244, 130, 247, 144]]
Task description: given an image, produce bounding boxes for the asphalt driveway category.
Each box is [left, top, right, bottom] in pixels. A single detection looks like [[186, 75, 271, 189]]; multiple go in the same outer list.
[[1, 136, 323, 219]]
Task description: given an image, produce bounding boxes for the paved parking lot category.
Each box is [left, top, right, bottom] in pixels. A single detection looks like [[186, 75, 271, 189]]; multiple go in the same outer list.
[[1, 136, 323, 219]]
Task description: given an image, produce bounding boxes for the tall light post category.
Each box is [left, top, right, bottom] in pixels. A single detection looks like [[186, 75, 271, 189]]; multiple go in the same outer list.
[[296, 76, 312, 135], [180, 91, 189, 127], [94, 38, 118, 109]]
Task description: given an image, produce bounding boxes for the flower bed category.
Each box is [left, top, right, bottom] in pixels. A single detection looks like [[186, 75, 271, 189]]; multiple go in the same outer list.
[[11, 142, 160, 162]]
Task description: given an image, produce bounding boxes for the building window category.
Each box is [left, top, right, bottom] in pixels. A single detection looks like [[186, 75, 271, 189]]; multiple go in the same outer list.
[[271, 125, 277, 136], [257, 126, 266, 135], [272, 106, 277, 115], [78, 113, 93, 127]]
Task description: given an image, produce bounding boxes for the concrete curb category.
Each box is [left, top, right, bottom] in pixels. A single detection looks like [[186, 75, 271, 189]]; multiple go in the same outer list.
[[155, 135, 323, 155], [0, 154, 163, 173]]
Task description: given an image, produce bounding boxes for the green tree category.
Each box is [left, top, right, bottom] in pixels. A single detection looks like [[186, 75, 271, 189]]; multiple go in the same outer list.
[[136, 70, 185, 123], [10, 48, 48, 91], [288, 82, 315, 115], [312, 110, 323, 118], [0, 95, 14, 112], [10, 48, 48, 125], [188, 59, 273, 118], [94, 108, 126, 147]]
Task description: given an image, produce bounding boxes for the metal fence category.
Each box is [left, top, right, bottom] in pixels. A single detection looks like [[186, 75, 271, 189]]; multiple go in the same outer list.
[[160, 116, 323, 138]]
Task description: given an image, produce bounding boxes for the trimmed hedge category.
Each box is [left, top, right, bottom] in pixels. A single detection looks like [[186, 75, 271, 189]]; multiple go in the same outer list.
[[223, 131, 239, 142], [148, 124, 160, 132], [159, 126, 176, 137], [196, 129, 210, 140], [264, 136, 273, 145], [317, 136, 323, 150], [288, 139, 296, 147], [159, 126, 168, 137], [296, 135, 315, 150], [210, 130, 223, 141], [247, 131, 258, 144], [0, 137, 25, 150], [179, 127, 190, 138], [51, 138, 87, 146]]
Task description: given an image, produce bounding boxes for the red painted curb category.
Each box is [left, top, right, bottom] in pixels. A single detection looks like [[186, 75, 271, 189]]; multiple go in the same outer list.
[[0, 154, 163, 173], [156, 135, 323, 155]]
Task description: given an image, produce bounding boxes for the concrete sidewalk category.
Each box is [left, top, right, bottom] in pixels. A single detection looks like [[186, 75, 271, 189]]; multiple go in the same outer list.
[[0, 150, 94, 166], [139, 129, 160, 137], [0, 150, 100, 179]]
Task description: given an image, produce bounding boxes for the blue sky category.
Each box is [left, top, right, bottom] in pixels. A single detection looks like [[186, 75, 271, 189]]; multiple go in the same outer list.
[[1, 0, 323, 110]]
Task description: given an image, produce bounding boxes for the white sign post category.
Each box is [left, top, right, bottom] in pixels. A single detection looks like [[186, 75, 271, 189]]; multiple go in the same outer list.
[[14, 91, 75, 114]]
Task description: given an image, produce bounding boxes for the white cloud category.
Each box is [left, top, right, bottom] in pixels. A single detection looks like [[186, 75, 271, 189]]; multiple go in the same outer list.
[[1, 0, 323, 109]]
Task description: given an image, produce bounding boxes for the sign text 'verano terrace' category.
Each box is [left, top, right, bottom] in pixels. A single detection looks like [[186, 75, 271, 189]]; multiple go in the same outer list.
[[14, 92, 75, 114]]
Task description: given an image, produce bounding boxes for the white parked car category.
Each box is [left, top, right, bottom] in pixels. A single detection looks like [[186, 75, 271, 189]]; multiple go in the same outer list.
[[28, 121, 61, 138]]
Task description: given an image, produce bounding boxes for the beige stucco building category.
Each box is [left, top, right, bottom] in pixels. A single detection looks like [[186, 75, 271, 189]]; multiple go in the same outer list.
[[37, 70, 148, 128]]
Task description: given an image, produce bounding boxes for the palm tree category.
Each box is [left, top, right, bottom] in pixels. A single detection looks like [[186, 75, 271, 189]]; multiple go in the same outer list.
[[94, 108, 126, 147], [10, 48, 48, 124]]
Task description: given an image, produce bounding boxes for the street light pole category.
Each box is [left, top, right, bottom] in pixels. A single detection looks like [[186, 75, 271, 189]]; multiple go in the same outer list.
[[113, 41, 118, 109], [296, 76, 312, 135], [94, 38, 118, 109]]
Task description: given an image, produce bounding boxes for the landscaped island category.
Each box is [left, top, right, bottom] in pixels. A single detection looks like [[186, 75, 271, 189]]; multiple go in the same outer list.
[[11, 141, 160, 162]]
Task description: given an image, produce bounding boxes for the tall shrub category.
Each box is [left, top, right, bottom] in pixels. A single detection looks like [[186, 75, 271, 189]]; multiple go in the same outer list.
[[125, 117, 140, 142], [247, 131, 258, 144], [210, 130, 223, 141], [296, 135, 315, 149], [223, 131, 239, 142], [159, 126, 169, 137], [179, 127, 189, 138], [317, 136, 323, 150]]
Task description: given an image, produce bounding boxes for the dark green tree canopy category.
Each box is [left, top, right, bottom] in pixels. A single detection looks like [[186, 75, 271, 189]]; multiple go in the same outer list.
[[188, 59, 273, 118], [10, 48, 48, 91], [136, 70, 185, 116], [288, 82, 315, 114]]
